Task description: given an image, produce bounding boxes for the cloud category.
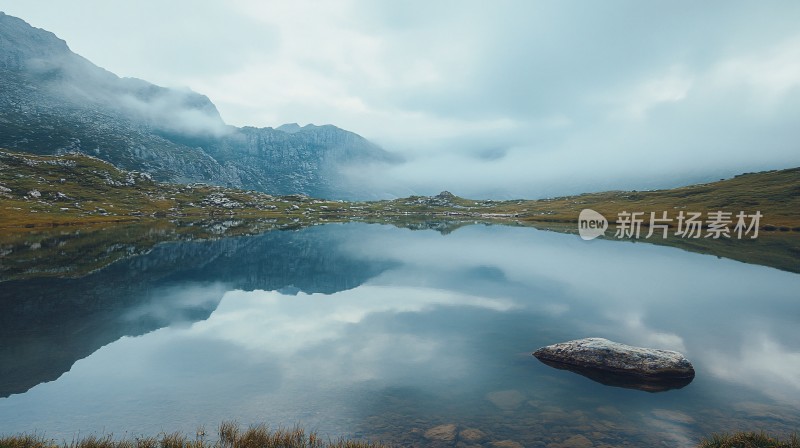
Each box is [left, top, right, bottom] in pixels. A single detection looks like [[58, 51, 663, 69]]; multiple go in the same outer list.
[[4, 1, 800, 197], [116, 85, 232, 137], [611, 66, 694, 121], [709, 36, 800, 101]]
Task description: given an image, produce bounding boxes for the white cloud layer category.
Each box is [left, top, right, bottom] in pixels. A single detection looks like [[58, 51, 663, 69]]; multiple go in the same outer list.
[[3, 0, 800, 197]]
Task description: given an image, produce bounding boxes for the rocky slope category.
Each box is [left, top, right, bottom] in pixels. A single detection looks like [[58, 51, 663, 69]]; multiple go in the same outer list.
[[0, 11, 395, 199]]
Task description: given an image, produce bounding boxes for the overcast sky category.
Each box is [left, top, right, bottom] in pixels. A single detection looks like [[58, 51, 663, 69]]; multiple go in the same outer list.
[[3, 1, 800, 197]]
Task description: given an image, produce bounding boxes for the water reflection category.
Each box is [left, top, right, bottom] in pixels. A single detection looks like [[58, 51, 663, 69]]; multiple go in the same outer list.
[[0, 223, 798, 447], [344, 225, 800, 400], [534, 358, 695, 393], [0, 225, 390, 398]]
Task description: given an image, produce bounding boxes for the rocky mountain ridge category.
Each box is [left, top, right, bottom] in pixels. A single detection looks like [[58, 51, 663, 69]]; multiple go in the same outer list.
[[0, 11, 395, 199]]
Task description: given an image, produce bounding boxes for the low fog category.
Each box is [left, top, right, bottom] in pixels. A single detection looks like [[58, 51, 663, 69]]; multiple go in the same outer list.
[[40, 54, 233, 138], [6, 1, 800, 198]]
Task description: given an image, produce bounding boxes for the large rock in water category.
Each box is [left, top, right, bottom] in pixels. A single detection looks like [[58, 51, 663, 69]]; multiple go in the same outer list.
[[533, 338, 695, 392]]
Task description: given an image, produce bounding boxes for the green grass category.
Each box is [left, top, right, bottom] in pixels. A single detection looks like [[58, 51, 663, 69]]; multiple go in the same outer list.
[[699, 431, 800, 448], [0, 423, 386, 448]]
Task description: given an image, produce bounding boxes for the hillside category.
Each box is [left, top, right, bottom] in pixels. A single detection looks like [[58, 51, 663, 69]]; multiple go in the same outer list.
[[1, 149, 798, 277], [512, 168, 800, 229], [0, 11, 395, 199], [0, 148, 364, 227]]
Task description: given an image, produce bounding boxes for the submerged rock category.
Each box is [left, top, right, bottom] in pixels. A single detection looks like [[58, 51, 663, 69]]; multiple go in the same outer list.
[[552, 434, 593, 448], [459, 428, 485, 443], [424, 424, 457, 442], [490, 441, 524, 448], [533, 338, 695, 392]]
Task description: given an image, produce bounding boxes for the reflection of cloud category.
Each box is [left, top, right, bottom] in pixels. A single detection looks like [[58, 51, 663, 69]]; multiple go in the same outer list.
[[332, 332, 449, 382], [193, 285, 517, 355], [641, 416, 694, 448], [607, 312, 687, 353], [122, 282, 228, 325], [342, 224, 800, 400], [704, 334, 800, 404], [1, 223, 799, 440], [186, 285, 517, 384]]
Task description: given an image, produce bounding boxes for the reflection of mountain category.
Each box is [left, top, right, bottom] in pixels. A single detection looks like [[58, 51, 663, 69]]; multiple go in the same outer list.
[[0, 225, 390, 398]]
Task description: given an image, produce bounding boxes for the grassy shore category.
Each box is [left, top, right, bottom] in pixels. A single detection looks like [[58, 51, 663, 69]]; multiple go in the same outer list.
[[698, 431, 799, 448], [2, 428, 797, 448], [0, 423, 385, 448]]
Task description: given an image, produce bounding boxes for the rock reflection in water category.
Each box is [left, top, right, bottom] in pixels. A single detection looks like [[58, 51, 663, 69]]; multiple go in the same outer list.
[[535, 358, 695, 392]]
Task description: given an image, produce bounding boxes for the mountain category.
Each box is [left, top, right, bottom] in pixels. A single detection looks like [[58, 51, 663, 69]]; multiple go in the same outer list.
[[0, 11, 395, 199]]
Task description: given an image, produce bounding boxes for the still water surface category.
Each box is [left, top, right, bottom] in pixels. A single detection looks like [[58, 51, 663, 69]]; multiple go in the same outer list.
[[1, 223, 799, 447]]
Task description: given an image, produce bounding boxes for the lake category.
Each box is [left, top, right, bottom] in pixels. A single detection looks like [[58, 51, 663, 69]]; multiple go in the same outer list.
[[1, 223, 799, 447]]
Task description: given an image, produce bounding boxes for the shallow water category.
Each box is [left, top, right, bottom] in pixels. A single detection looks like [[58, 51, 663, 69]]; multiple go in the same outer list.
[[1, 223, 799, 447]]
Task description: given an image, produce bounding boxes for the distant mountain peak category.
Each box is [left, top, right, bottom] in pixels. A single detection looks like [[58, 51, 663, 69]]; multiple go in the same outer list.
[[276, 123, 302, 133], [276, 123, 334, 134], [0, 11, 71, 69]]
